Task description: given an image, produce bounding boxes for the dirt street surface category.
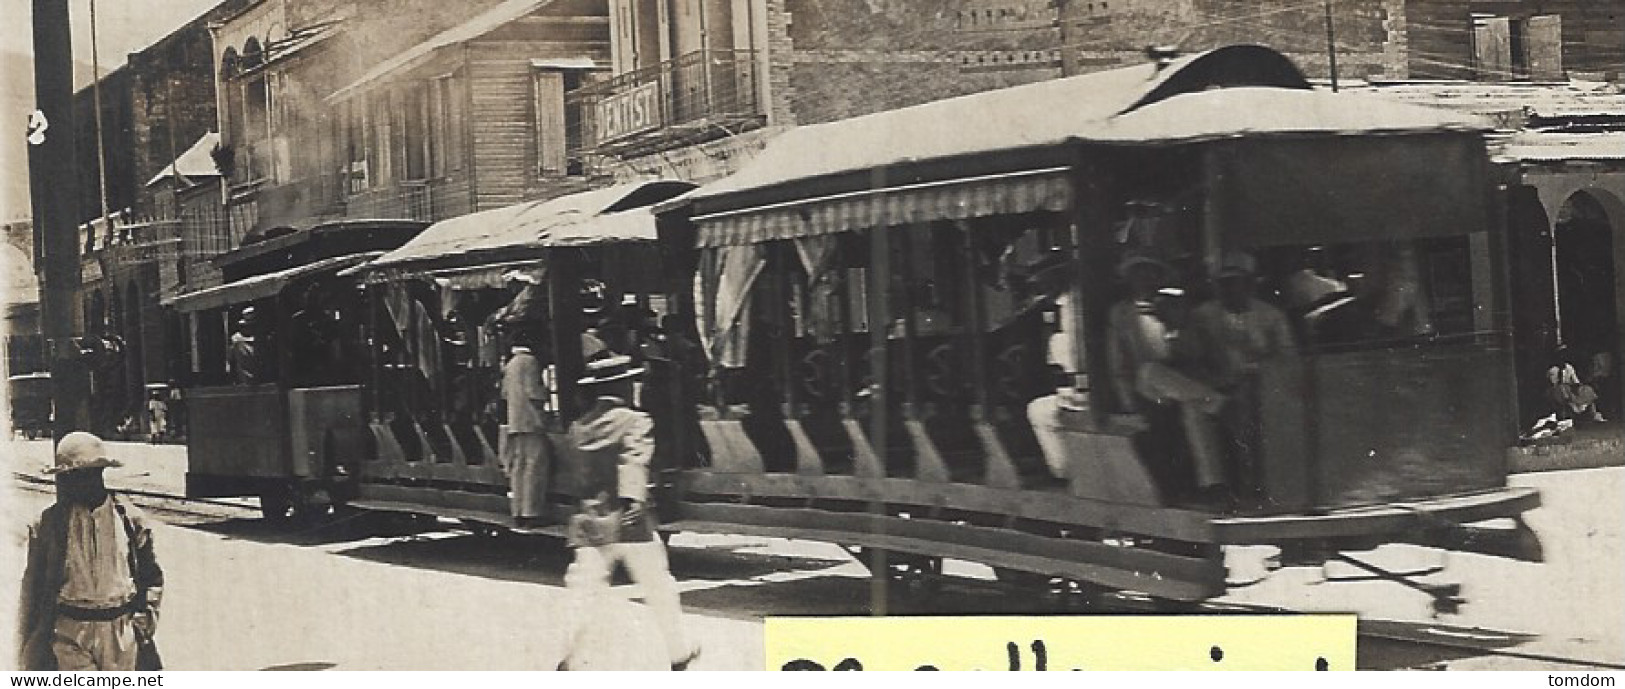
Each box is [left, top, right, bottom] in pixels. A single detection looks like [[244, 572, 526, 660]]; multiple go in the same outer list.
[[4, 440, 1620, 670]]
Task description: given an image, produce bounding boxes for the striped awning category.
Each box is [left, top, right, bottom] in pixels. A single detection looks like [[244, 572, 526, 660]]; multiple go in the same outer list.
[[693, 167, 1073, 247]]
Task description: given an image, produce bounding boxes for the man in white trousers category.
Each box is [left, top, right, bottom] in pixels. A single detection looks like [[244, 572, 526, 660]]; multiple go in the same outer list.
[[561, 355, 700, 670]]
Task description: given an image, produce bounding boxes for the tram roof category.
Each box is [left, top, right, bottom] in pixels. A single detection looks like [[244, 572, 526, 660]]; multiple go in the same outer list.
[[683, 45, 1487, 217], [359, 179, 696, 280], [167, 252, 384, 312]]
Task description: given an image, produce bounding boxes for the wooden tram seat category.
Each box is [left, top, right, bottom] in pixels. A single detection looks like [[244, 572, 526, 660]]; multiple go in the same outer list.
[[901, 403, 951, 483], [697, 405, 767, 473], [411, 420, 442, 463], [1026, 404, 1165, 506], [368, 420, 409, 465], [780, 410, 826, 475], [441, 423, 470, 466], [471, 424, 500, 467]]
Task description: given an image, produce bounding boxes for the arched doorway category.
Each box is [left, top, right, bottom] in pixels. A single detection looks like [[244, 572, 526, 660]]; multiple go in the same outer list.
[[1554, 191, 1621, 421]]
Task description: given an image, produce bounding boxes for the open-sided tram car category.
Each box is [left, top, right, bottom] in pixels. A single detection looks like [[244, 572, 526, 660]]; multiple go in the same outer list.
[[345, 180, 699, 526], [658, 44, 1540, 603], [220, 45, 1540, 606], [169, 219, 428, 520]]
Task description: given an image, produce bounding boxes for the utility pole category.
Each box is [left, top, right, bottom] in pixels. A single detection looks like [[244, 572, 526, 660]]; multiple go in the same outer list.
[[1324, 0, 1340, 91], [89, 0, 110, 226], [1056, 0, 1076, 77], [29, 0, 92, 438]]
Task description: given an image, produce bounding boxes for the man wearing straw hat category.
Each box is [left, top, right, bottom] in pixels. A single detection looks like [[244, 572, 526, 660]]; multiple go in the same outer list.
[[561, 355, 699, 670], [16, 432, 164, 671]]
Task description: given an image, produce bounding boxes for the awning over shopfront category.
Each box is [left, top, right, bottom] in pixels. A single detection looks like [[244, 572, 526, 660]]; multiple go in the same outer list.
[[166, 252, 381, 312], [685, 45, 1486, 246], [359, 180, 696, 283]]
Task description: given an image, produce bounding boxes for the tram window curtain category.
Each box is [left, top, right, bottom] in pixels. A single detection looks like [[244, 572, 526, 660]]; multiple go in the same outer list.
[[695, 245, 767, 368], [1202, 134, 1487, 250]]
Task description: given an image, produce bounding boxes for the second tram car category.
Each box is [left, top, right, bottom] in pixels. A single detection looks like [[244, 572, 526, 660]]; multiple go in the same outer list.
[[170, 219, 428, 521]]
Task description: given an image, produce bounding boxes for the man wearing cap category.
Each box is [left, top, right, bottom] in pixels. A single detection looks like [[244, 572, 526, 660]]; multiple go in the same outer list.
[[1180, 250, 1296, 502], [501, 341, 550, 525], [562, 355, 699, 670], [17, 432, 164, 671]]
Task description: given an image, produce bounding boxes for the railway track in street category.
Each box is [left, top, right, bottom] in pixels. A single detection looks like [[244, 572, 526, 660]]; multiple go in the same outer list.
[[12, 471, 1620, 671]]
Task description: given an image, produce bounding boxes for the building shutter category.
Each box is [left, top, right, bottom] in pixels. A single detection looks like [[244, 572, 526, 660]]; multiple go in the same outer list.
[[1473, 16, 1513, 80], [535, 71, 567, 176], [1524, 15, 1563, 82]]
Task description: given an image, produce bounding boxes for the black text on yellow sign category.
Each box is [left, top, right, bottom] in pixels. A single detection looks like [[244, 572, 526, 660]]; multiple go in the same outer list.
[[767, 615, 1356, 670]]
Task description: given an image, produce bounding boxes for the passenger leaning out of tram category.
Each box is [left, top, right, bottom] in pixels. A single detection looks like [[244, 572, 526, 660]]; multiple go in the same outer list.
[[1177, 250, 1296, 505], [1104, 253, 1228, 502]]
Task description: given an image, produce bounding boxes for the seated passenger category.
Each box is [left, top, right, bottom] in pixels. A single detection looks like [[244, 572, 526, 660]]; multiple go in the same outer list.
[[1104, 254, 1226, 497], [1281, 246, 1348, 313], [1179, 250, 1296, 504], [229, 307, 261, 384]]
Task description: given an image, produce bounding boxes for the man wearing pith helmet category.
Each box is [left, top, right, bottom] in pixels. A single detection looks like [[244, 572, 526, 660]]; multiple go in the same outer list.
[[561, 355, 699, 670], [16, 432, 164, 671]]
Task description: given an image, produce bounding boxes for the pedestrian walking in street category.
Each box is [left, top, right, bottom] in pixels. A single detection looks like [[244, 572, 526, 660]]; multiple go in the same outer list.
[[145, 392, 168, 444], [561, 355, 700, 671], [501, 340, 550, 526], [16, 432, 164, 671]]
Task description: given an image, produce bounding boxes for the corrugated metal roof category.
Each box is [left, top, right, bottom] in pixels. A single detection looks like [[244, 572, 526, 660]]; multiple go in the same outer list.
[[1351, 81, 1625, 120], [146, 133, 221, 187], [1501, 132, 1625, 162], [326, 0, 552, 103]]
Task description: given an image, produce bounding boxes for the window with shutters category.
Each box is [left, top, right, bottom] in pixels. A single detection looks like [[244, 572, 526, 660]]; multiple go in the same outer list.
[[1472, 14, 1563, 81], [346, 99, 370, 192], [372, 92, 394, 184], [535, 70, 568, 176], [429, 71, 467, 178], [1472, 14, 1513, 80], [535, 68, 596, 177], [404, 83, 430, 181], [1523, 15, 1563, 81]]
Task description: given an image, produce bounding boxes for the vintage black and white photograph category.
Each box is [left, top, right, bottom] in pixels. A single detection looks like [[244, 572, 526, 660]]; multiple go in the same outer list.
[[2, 0, 1622, 672]]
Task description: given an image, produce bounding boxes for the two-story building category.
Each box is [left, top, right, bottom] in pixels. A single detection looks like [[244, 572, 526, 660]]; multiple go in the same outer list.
[[68, 0, 249, 437], [320, 0, 615, 221], [208, 0, 562, 236]]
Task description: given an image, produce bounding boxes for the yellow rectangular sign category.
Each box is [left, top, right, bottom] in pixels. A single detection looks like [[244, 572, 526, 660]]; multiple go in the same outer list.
[[767, 615, 1356, 671]]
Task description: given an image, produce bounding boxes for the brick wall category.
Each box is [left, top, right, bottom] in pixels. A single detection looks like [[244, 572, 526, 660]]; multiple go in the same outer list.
[[72, 69, 135, 227], [779, 0, 1405, 125], [783, 0, 1060, 123], [128, 19, 230, 222]]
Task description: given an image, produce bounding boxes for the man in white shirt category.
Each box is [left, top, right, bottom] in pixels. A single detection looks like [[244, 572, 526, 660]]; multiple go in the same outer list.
[[18, 433, 163, 671]]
